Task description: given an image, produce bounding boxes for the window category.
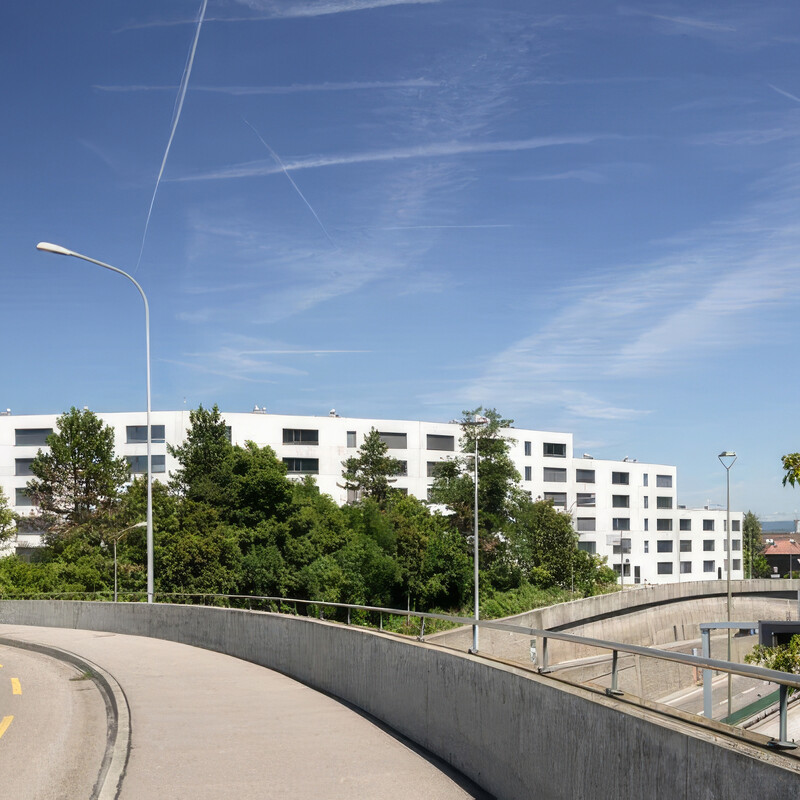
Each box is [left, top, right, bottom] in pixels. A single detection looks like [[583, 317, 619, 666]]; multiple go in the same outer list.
[[732, 539, 741, 551], [703, 519, 714, 531], [613, 562, 631, 577], [524, 441, 532, 457], [543, 442, 567, 458], [282, 428, 319, 445], [126, 425, 166, 443], [282, 457, 319, 474], [643, 473, 649, 487], [612, 538, 631, 555], [679, 519, 691, 531], [15, 488, 34, 507], [127, 455, 166, 474], [15, 458, 34, 476], [732, 520, 740, 532], [576, 493, 595, 507], [656, 474, 673, 488], [612, 472, 629, 485], [543, 467, 567, 483], [576, 468, 595, 483], [576, 517, 596, 531], [703, 560, 715, 573], [225, 426, 232, 443], [427, 461, 441, 478], [656, 519, 673, 531], [613, 518, 630, 531], [578, 541, 596, 554], [612, 495, 630, 508], [393, 461, 408, 476], [347, 431, 356, 448], [15, 428, 52, 447], [643, 496, 649, 509], [644, 519, 649, 531], [657, 540, 673, 553], [378, 432, 407, 449], [524, 466, 532, 481], [426, 434, 454, 451], [643, 540, 649, 553], [680, 562, 692, 574], [657, 562, 673, 575], [680, 540, 692, 552], [544, 492, 567, 507], [703, 540, 715, 551], [656, 497, 673, 509], [733, 559, 741, 571]]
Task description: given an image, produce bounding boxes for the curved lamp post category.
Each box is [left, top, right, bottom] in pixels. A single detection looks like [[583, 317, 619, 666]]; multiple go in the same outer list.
[[109, 521, 147, 601], [718, 450, 737, 719], [464, 414, 489, 653], [36, 242, 154, 604]]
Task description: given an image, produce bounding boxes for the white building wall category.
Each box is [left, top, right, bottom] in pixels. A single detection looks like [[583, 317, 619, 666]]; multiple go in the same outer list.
[[0, 410, 743, 585]]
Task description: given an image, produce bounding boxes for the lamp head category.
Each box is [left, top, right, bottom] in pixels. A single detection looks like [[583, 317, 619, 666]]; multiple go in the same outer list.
[[37, 242, 74, 257], [718, 451, 737, 469]]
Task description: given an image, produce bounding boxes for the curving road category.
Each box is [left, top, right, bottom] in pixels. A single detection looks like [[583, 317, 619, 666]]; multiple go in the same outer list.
[[0, 641, 107, 799], [0, 624, 488, 800]]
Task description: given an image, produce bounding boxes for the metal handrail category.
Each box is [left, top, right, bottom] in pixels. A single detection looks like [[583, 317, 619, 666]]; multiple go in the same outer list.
[[3, 589, 798, 746]]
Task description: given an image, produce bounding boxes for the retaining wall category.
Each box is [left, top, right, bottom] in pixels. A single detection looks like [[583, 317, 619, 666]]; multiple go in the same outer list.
[[1, 600, 798, 799]]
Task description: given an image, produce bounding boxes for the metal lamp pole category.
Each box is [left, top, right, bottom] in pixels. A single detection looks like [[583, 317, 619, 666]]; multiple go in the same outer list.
[[718, 450, 737, 719], [37, 242, 155, 603], [110, 521, 146, 601], [464, 415, 488, 653]]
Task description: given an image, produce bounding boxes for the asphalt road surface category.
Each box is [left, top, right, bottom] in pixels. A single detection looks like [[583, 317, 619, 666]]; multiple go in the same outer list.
[[0, 624, 489, 800], [0, 642, 107, 800]]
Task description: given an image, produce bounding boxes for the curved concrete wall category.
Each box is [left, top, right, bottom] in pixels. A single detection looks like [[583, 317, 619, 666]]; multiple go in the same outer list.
[[1, 600, 798, 799]]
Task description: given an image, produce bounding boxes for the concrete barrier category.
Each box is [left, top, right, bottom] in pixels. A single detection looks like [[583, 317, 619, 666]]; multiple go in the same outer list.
[[1, 600, 798, 799]]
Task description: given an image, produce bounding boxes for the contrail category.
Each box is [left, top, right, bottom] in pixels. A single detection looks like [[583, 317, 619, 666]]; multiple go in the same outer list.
[[135, 0, 208, 273], [243, 117, 337, 248]]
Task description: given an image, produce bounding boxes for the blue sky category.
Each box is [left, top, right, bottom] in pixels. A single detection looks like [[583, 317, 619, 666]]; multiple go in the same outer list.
[[3, 0, 800, 519]]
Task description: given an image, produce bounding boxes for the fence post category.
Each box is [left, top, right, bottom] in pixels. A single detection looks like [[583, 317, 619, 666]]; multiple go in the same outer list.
[[418, 617, 426, 641], [606, 650, 623, 696], [768, 684, 798, 750], [538, 636, 550, 673]]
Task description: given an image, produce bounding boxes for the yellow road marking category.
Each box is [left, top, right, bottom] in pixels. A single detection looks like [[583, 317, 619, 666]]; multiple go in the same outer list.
[[11, 678, 21, 695], [0, 716, 12, 739]]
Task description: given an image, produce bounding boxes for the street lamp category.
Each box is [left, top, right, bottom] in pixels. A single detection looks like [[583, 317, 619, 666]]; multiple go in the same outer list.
[[463, 414, 489, 653], [108, 521, 146, 602], [37, 242, 155, 604], [718, 450, 736, 719]]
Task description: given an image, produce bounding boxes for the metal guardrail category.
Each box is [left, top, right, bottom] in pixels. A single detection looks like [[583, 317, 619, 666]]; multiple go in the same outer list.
[[3, 590, 799, 748]]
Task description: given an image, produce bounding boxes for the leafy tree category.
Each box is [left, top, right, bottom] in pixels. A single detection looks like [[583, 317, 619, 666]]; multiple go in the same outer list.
[[428, 408, 522, 572], [26, 407, 129, 527], [217, 442, 293, 529], [341, 428, 403, 504], [169, 404, 232, 503], [742, 511, 769, 579], [506, 498, 579, 588], [0, 488, 15, 545], [781, 453, 800, 487], [745, 635, 800, 692]]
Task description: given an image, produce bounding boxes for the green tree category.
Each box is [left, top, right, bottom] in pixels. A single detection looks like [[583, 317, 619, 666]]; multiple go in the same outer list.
[[742, 511, 769, 579], [781, 453, 800, 487], [26, 407, 129, 527], [0, 488, 15, 545], [745, 635, 800, 691], [428, 408, 522, 572], [506, 498, 579, 589], [342, 428, 403, 504], [168, 404, 232, 503]]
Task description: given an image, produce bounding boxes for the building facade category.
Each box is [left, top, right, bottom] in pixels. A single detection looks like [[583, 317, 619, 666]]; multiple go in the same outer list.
[[0, 409, 744, 584]]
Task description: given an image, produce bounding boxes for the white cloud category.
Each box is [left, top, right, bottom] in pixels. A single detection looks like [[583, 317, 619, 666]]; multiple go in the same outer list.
[[175, 134, 617, 182]]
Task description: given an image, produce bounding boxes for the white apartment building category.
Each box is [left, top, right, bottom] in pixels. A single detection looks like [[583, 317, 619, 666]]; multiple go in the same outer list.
[[0, 408, 743, 585]]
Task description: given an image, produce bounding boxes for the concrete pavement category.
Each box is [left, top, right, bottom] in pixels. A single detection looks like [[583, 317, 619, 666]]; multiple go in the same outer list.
[[0, 624, 488, 800]]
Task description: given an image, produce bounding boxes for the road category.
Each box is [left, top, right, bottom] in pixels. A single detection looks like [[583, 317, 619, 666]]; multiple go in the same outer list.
[[658, 673, 777, 720], [0, 624, 489, 800], [0, 641, 107, 799]]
